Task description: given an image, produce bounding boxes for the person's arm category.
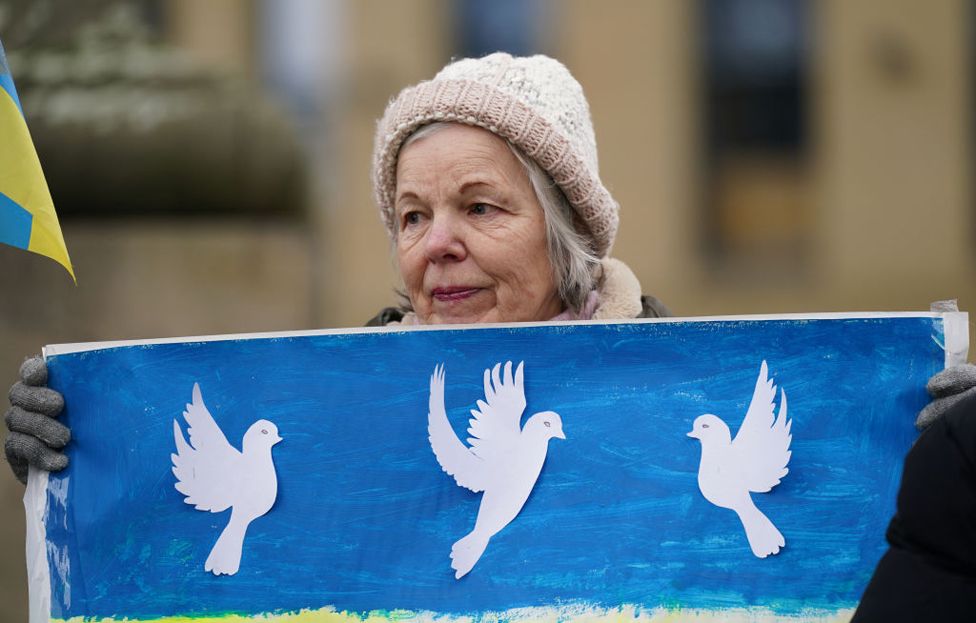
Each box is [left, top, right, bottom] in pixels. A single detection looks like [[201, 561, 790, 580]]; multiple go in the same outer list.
[[852, 392, 976, 621], [4, 356, 70, 484]]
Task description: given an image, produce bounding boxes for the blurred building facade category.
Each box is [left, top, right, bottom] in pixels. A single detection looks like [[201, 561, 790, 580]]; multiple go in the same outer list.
[[259, 0, 976, 325], [0, 1, 974, 620]]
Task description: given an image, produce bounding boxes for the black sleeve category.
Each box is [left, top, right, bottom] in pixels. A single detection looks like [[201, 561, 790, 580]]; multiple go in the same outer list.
[[851, 393, 976, 622]]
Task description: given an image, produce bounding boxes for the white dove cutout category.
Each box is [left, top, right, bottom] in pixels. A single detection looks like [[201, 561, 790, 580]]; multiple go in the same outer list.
[[171, 383, 282, 576], [428, 361, 565, 579], [687, 360, 792, 558]]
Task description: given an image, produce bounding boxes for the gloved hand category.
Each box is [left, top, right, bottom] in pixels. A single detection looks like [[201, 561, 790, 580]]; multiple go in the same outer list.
[[4, 356, 70, 484], [916, 363, 976, 430]]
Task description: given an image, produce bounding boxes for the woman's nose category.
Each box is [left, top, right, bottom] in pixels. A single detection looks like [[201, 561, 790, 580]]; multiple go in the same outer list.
[[424, 213, 467, 262]]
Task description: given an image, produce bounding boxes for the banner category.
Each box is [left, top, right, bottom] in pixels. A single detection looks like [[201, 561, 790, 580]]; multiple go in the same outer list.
[[26, 312, 969, 622]]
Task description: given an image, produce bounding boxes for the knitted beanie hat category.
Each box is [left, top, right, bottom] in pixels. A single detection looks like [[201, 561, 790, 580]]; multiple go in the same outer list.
[[372, 52, 618, 257]]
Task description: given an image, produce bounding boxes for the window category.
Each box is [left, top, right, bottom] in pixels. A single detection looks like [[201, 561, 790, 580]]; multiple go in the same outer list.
[[454, 0, 549, 58], [700, 0, 811, 274]]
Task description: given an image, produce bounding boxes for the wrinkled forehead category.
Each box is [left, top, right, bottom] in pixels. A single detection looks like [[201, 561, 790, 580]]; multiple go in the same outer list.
[[394, 124, 531, 202]]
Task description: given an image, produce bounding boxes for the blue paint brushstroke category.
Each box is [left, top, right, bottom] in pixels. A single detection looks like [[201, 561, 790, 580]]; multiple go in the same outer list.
[[0, 191, 33, 249], [43, 317, 940, 620]]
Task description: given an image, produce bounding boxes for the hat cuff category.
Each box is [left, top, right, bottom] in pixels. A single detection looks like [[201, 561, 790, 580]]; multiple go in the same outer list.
[[373, 78, 618, 257]]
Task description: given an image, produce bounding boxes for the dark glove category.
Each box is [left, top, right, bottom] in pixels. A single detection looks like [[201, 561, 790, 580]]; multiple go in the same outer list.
[[915, 363, 976, 430], [4, 356, 70, 484]]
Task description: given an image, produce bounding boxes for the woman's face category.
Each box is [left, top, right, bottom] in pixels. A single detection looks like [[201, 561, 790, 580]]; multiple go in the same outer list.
[[395, 124, 562, 324]]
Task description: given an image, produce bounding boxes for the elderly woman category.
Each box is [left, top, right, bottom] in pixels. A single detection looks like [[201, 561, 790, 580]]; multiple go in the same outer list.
[[365, 53, 667, 326], [4, 53, 974, 483]]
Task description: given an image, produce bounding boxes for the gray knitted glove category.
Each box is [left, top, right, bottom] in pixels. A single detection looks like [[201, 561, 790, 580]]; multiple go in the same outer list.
[[915, 363, 976, 430], [4, 356, 70, 484]]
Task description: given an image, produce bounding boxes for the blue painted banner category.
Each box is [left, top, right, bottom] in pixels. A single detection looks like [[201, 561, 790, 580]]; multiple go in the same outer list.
[[29, 314, 966, 622]]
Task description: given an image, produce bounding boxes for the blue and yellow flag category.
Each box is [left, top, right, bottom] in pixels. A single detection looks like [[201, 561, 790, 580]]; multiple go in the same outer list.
[[0, 37, 73, 281]]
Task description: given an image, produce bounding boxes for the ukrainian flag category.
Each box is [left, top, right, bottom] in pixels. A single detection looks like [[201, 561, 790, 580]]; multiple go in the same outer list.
[[0, 37, 73, 281]]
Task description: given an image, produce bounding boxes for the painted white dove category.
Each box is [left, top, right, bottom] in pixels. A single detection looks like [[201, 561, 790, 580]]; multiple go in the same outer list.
[[687, 360, 792, 558], [171, 383, 282, 575], [428, 361, 565, 579]]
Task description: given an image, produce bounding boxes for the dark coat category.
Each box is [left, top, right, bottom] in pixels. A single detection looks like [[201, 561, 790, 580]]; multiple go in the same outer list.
[[851, 393, 976, 621]]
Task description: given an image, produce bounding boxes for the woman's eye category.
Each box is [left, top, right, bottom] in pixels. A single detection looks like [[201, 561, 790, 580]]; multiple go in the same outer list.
[[469, 203, 492, 216], [402, 211, 423, 228]]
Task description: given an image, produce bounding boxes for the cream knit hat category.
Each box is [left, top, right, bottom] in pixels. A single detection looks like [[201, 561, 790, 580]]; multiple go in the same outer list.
[[372, 52, 619, 257]]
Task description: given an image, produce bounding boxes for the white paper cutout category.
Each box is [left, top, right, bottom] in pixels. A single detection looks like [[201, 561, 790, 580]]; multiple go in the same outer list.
[[687, 360, 792, 558], [428, 361, 565, 578], [171, 383, 282, 575]]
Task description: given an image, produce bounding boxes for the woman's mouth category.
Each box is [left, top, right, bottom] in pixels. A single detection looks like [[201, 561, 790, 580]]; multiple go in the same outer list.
[[431, 287, 482, 302]]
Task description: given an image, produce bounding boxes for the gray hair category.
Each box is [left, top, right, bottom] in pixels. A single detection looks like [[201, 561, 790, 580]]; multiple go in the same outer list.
[[398, 122, 600, 313]]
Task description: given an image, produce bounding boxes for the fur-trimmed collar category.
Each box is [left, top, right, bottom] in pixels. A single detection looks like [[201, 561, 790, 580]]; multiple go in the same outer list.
[[592, 257, 644, 320]]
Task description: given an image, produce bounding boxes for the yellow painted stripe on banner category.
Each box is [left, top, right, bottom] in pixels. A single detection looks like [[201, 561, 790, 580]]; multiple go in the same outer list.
[[52, 605, 858, 623], [0, 85, 73, 279]]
